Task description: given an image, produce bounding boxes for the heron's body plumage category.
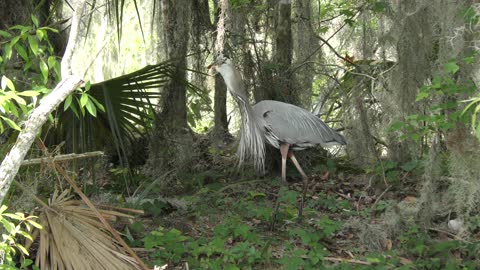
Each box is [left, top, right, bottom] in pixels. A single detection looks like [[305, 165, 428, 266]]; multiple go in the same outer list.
[[253, 100, 346, 150]]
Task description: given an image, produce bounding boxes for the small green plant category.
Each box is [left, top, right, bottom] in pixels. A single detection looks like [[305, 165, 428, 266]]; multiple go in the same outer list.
[[143, 226, 191, 266], [0, 205, 42, 269]]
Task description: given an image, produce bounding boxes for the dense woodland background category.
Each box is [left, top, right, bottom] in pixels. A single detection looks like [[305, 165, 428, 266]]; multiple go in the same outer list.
[[1, 0, 480, 269]]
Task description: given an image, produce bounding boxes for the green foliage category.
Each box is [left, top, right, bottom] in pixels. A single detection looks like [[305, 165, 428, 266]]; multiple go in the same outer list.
[[62, 81, 105, 118], [144, 226, 191, 265], [0, 205, 41, 269], [0, 16, 61, 135], [389, 57, 477, 142]]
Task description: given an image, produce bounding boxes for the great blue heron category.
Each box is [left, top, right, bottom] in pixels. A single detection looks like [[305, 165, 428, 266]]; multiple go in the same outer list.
[[209, 54, 346, 223]]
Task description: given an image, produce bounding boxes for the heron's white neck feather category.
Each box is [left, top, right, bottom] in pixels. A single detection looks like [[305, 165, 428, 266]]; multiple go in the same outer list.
[[216, 62, 248, 99], [215, 60, 265, 173]]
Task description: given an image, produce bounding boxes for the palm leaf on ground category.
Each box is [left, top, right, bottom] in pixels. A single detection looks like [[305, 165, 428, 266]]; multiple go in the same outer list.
[[36, 189, 140, 270]]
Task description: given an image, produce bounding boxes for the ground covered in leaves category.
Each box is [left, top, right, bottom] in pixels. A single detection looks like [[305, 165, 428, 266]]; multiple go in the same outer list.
[[117, 160, 480, 270]]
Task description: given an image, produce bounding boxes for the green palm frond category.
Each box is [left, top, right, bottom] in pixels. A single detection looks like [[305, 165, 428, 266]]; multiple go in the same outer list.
[[50, 59, 209, 169]]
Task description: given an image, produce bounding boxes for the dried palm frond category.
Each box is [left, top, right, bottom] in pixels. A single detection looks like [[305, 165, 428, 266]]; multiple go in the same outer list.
[[36, 190, 141, 270]]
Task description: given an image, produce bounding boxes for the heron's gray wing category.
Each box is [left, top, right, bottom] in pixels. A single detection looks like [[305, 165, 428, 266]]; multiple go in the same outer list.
[[253, 100, 346, 147]]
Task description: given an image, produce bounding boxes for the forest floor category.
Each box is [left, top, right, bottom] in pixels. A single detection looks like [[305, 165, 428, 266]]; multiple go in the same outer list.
[[117, 159, 480, 270]]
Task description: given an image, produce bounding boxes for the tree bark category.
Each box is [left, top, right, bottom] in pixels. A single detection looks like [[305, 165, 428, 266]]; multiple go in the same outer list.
[[212, 0, 229, 138], [0, 76, 83, 205], [272, 0, 295, 104], [292, 0, 316, 107], [146, 0, 194, 175]]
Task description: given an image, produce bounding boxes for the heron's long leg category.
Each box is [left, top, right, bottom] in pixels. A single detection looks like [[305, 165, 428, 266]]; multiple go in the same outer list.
[[288, 152, 308, 221], [280, 144, 289, 183], [271, 144, 290, 230]]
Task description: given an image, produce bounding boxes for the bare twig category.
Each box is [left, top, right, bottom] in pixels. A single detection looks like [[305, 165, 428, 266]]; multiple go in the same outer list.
[[95, 204, 145, 215], [373, 185, 391, 206], [21, 151, 104, 166], [428, 228, 472, 243], [324, 256, 371, 265]]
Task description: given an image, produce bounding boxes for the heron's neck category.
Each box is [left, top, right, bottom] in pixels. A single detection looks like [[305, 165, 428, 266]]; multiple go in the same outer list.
[[219, 65, 249, 100], [218, 66, 265, 173]]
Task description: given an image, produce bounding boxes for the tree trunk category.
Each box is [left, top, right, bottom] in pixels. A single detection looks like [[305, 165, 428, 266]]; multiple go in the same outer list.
[[272, 0, 295, 104], [387, 0, 434, 163], [292, 0, 316, 107], [212, 0, 230, 139], [146, 0, 194, 176]]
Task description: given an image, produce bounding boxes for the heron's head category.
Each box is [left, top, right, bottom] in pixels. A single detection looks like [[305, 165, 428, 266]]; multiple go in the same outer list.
[[208, 53, 234, 75], [208, 53, 247, 98]]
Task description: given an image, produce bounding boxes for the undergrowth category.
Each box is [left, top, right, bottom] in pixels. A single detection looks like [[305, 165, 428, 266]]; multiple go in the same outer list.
[[121, 161, 480, 270]]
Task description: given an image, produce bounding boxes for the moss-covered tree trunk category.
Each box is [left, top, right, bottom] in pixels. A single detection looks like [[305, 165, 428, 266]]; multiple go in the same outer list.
[[292, 0, 316, 107], [147, 0, 194, 176], [212, 0, 230, 139]]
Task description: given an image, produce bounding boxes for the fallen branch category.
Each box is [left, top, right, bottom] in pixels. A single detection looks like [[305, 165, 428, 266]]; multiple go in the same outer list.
[[21, 151, 104, 166], [324, 256, 371, 265]]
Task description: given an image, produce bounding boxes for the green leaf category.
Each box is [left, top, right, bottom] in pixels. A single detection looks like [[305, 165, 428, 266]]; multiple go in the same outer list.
[[432, 76, 442, 89], [17, 90, 40, 97], [14, 44, 28, 61], [26, 219, 42, 229], [443, 61, 459, 74], [40, 59, 49, 83], [85, 81, 91, 91], [2, 213, 22, 220], [1, 116, 21, 131], [0, 30, 12, 38], [463, 55, 476, 64], [23, 60, 32, 71], [16, 243, 29, 256], [80, 93, 89, 108], [415, 91, 429, 101], [28, 35, 39, 56], [39, 27, 59, 33], [21, 259, 33, 268], [31, 15, 39, 27], [85, 99, 97, 116], [4, 43, 12, 60], [18, 230, 33, 241], [88, 95, 105, 112], [36, 29, 45, 41], [8, 102, 19, 118], [0, 205, 8, 214], [1, 219, 15, 234], [10, 36, 20, 47], [64, 95, 73, 111], [1, 76, 15, 91], [48, 56, 57, 69]]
